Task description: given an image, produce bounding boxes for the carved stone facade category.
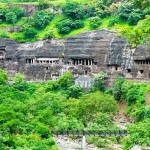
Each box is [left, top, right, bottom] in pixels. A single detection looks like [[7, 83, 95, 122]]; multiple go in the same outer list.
[[0, 29, 150, 86]]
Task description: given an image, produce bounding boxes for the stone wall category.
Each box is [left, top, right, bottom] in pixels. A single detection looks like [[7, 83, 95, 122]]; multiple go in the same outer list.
[[0, 29, 150, 85]]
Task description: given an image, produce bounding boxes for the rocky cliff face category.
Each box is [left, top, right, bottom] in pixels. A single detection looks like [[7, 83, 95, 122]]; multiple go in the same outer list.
[[0, 29, 150, 85]]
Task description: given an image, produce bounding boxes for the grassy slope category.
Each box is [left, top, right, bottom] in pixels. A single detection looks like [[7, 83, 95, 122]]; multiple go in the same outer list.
[[0, 0, 91, 5], [0, 0, 136, 42]]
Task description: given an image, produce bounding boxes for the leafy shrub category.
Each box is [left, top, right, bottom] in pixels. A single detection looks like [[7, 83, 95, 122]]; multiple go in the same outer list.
[[57, 19, 72, 34], [9, 6, 26, 19], [92, 0, 111, 18], [58, 72, 73, 89], [0, 30, 9, 38], [117, 2, 134, 21], [65, 85, 83, 98], [84, 6, 95, 18], [14, 73, 25, 84], [90, 72, 107, 92], [0, 6, 26, 23], [112, 75, 125, 101], [134, 105, 150, 121], [62, 2, 85, 20], [55, 113, 84, 130], [57, 19, 84, 34], [77, 91, 117, 124], [73, 20, 84, 28], [128, 11, 142, 25], [119, 15, 150, 46], [0, 69, 8, 85], [45, 31, 54, 39], [116, 2, 143, 25], [5, 12, 17, 24], [92, 112, 113, 128], [108, 18, 119, 27], [32, 10, 53, 29], [35, 123, 50, 138], [89, 17, 102, 29], [38, 0, 49, 10], [123, 119, 150, 149], [23, 27, 37, 38]]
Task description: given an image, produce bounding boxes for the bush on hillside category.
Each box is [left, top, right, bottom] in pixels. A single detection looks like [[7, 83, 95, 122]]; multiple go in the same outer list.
[[58, 72, 73, 89], [128, 11, 142, 25], [57, 19, 84, 34], [117, 2, 134, 21], [38, 0, 49, 10], [62, 2, 85, 20], [9, 6, 26, 19], [90, 72, 107, 92], [112, 75, 125, 101], [89, 17, 102, 29], [45, 31, 54, 39], [0, 6, 26, 23], [123, 119, 150, 149], [116, 2, 143, 25], [32, 10, 53, 29], [108, 18, 119, 27], [0, 69, 8, 85], [5, 12, 17, 24], [23, 27, 37, 38], [77, 91, 117, 124]]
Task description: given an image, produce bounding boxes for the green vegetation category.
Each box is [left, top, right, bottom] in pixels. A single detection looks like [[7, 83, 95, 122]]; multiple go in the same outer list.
[[0, 69, 118, 149], [0, 69, 150, 149], [123, 118, 150, 150], [0, 0, 149, 45], [105, 75, 150, 149]]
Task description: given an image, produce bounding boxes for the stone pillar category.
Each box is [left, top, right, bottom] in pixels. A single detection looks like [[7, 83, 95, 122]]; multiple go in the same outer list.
[[89, 60, 91, 65], [82, 59, 84, 65], [81, 136, 86, 149]]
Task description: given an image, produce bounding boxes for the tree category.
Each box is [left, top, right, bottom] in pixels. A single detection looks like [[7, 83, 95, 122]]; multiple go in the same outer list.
[[45, 31, 54, 39], [62, 2, 85, 20], [33, 10, 53, 29], [123, 118, 150, 149], [24, 27, 37, 38], [77, 92, 117, 124], [89, 16, 102, 29], [57, 19, 84, 34], [38, 0, 49, 10], [112, 75, 125, 101], [128, 0, 150, 9], [66, 85, 83, 98], [14, 73, 25, 84], [5, 12, 17, 24], [90, 72, 107, 92], [128, 10, 142, 25], [9, 6, 26, 19], [58, 72, 73, 89], [0, 69, 8, 85]]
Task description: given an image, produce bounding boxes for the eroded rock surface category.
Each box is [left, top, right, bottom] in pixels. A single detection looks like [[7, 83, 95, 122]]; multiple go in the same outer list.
[[0, 29, 150, 85]]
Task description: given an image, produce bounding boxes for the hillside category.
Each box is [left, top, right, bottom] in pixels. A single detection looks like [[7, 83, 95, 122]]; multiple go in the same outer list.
[[0, 70, 150, 150], [0, 0, 150, 47], [0, 0, 150, 150]]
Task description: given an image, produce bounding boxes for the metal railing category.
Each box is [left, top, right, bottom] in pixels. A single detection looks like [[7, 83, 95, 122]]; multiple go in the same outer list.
[[52, 129, 128, 137]]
